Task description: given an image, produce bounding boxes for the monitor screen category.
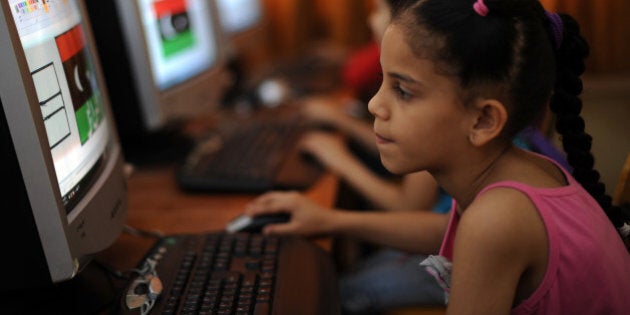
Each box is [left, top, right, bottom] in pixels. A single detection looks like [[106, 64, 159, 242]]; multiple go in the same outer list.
[[138, 0, 220, 90], [10, 0, 110, 211], [85, 0, 227, 163], [0, 0, 128, 289], [216, 0, 263, 35]]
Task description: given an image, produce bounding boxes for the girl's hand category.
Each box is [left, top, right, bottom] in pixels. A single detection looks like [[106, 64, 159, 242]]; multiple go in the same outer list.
[[245, 191, 335, 236]]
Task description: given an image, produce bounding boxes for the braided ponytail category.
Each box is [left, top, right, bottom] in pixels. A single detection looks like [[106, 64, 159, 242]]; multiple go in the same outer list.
[[547, 14, 630, 246]]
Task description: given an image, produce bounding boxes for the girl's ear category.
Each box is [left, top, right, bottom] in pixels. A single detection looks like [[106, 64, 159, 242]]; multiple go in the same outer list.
[[467, 98, 508, 146]]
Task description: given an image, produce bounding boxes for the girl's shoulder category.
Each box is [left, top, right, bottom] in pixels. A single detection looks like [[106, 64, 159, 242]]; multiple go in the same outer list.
[[457, 187, 548, 258], [453, 188, 548, 301], [462, 187, 542, 235]]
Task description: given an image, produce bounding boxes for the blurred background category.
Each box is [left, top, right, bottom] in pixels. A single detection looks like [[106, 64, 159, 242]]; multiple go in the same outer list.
[[244, 0, 630, 195]]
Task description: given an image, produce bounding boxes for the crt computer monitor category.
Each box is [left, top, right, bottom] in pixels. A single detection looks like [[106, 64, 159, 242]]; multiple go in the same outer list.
[[0, 0, 128, 290], [85, 0, 227, 164]]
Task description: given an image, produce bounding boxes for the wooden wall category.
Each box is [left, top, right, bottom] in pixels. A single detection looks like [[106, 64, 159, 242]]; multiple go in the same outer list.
[[258, 0, 629, 74], [541, 0, 630, 73], [259, 0, 372, 59]]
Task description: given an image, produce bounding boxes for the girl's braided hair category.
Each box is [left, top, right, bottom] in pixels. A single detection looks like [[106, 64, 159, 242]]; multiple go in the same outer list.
[[390, 0, 630, 246]]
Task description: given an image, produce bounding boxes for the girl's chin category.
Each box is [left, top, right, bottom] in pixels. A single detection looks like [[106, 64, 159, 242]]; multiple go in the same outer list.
[[379, 158, 410, 175]]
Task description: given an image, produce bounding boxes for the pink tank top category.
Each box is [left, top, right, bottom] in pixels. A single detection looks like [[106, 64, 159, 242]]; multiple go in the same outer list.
[[438, 157, 630, 314]]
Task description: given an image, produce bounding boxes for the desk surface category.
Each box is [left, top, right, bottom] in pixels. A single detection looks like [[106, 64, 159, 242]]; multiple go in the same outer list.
[[0, 164, 339, 315], [97, 162, 339, 271]]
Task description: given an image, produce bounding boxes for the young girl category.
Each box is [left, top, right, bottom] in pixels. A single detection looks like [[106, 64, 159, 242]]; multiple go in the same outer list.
[[370, 0, 630, 313], [248, 0, 630, 313]]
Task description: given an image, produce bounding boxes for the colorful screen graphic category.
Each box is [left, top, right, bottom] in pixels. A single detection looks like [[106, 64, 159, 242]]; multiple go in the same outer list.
[[152, 0, 195, 58], [137, 0, 218, 90], [10, 0, 110, 203], [55, 25, 104, 144]]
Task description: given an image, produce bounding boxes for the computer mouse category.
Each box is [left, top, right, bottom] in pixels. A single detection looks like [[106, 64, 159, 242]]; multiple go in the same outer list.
[[226, 213, 291, 233]]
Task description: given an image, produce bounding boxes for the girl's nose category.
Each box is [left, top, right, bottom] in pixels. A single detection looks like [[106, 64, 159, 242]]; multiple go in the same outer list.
[[368, 85, 389, 120]]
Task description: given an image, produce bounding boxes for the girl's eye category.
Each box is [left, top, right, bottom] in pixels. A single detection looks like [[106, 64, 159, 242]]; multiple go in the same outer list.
[[393, 84, 411, 100]]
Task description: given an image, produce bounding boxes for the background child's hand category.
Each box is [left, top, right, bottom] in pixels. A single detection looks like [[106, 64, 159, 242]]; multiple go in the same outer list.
[[300, 96, 347, 128], [300, 131, 354, 174]]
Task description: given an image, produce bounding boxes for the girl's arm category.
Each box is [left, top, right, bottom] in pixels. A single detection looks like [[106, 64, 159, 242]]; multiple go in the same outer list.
[[246, 191, 450, 254], [330, 206, 449, 253]]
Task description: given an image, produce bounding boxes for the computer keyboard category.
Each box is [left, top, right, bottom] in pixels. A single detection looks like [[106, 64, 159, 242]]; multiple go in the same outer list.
[[120, 232, 339, 315], [176, 115, 323, 192]]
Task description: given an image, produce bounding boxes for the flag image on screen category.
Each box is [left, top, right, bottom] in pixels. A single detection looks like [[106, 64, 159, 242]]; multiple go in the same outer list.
[[153, 0, 196, 58], [55, 25, 104, 145]]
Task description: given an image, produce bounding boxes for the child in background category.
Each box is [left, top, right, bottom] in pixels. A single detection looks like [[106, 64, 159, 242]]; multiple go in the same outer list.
[[249, 0, 630, 313]]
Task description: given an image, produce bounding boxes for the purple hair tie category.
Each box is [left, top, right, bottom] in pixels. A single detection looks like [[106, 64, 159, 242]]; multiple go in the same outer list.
[[473, 0, 489, 17], [545, 11, 564, 49]]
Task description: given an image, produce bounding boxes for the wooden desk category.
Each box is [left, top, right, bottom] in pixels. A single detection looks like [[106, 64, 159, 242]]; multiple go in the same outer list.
[[0, 164, 339, 315], [97, 162, 339, 271]]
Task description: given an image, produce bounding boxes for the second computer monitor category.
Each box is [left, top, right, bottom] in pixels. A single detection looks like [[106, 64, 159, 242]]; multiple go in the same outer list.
[[85, 0, 228, 163]]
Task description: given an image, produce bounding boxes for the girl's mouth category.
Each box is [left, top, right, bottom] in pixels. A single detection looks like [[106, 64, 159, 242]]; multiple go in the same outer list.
[[374, 132, 393, 145]]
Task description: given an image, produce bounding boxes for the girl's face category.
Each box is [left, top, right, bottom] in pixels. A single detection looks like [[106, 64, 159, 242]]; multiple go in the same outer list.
[[368, 0, 391, 44], [368, 24, 472, 175]]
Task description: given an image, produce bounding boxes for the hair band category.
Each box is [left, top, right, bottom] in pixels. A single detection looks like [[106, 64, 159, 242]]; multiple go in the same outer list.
[[473, 0, 489, 17], [545, 11, 564, 49]]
